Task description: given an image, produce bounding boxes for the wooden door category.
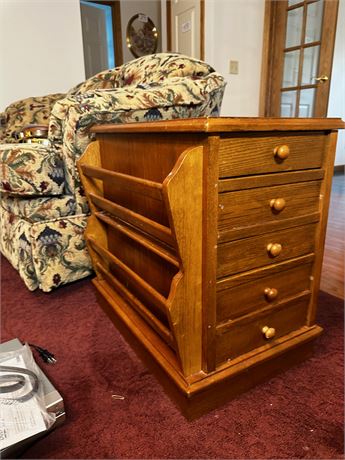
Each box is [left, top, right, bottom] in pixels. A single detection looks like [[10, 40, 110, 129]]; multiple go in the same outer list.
[[167, 0, 204, 59], [81, 1, 109, 78], [80, 0, 122, 78], [261, 0, 339, 117]]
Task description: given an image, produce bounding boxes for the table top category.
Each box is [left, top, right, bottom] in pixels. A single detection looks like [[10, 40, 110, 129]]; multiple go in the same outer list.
[[90, 117, 345, 134]]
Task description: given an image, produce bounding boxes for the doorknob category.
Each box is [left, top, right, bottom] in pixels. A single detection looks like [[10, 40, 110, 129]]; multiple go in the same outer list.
[[315, 75, 329, 83]]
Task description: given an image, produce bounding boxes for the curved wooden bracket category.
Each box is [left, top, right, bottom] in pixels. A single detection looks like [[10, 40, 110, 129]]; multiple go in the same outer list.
[[163, 146, 204, 376]]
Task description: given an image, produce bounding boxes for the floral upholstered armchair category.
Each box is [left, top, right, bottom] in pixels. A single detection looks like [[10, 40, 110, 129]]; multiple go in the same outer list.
[[0, 53, 226, 292]]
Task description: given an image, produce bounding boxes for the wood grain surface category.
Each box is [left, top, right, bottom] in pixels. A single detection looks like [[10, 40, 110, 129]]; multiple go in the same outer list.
[[90, 117, 345, 133]]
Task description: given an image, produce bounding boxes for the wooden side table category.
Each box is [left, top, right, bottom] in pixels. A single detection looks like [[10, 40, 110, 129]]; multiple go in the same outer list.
[[78, 117, 344, 419]]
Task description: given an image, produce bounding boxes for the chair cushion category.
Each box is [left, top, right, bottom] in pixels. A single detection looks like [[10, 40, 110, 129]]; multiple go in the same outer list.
[[0, 143, 65, 196]]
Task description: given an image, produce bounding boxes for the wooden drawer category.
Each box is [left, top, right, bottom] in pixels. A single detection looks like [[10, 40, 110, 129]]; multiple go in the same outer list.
[[216, 294, 309, 364], [217, 258, 313, 322], [218, 180, 321, 237], [219, 133, 325, 177], [217, 223, 317, 278]]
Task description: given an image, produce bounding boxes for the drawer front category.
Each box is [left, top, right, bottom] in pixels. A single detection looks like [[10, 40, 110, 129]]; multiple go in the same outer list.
[[218, 180, 321, 233], [217, 223, 317, 278], [217, 261, 313, 322], [216, 294, 309, 364], [219, 133, 325, 177]]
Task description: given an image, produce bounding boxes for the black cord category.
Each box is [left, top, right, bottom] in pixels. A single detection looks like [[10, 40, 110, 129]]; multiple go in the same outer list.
[[0, 365, 39, 402], [28, 343, 57, 365]]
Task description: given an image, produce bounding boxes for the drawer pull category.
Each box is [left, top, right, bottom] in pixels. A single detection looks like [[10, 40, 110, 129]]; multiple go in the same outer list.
[[262, 326, 276, 339], [267, 243, 282, 257], [270, 198, 286, 212], [264, 287, 278, 301], [274, 145, 290, 160]]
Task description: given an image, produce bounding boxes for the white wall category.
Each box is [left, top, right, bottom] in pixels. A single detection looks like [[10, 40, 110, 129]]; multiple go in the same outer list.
[[120, 0, 162, 63], [204, 0, 265, 117], [327, 0, 345, 166], [0, 0, 85, 111], [1, 0, 343, 165]]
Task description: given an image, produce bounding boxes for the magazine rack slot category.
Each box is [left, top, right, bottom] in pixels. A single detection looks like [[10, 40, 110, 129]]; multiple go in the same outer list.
[[87, 236, 169, 315], [79, 140, 206, 377], [89, 193, 174, 247], [96, 263, 175, 348], [95, 212, 180, 268], [81, 164, 163, 201]]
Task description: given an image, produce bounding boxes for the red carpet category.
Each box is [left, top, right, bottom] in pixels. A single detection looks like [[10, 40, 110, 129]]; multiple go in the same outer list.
[[1, 257, 344, 459]]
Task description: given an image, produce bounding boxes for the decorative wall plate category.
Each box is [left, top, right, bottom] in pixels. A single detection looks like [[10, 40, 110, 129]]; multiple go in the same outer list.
[[126, 13, 158, 58]]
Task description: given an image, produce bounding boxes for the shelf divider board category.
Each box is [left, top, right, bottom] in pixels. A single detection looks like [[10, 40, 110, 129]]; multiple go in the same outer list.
[[81, 164, 163, 201], [95, 211, 180, 268], [87, 236, 169, 315]]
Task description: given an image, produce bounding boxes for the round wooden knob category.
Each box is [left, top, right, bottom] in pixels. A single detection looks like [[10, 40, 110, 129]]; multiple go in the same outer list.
[[267, 243, 282, 257], [262, 326, 276, 339], [270, 198, 286, 212], [264, 287, 278, 301], [274, 145, 290, 160]]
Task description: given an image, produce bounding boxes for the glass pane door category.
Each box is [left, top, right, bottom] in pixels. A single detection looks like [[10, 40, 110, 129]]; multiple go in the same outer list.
[[280, 0, 324, 117]]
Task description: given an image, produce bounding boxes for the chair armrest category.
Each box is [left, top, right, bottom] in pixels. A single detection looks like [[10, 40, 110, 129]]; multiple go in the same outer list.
[[3, 93, 65, 142]]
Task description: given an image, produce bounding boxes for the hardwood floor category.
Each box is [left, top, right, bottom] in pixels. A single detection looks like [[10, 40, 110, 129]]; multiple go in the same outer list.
[[320, 170, 345, 299]]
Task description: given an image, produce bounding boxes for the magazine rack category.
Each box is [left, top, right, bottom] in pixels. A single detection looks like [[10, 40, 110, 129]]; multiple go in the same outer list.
[[78, 117, 344, 418]]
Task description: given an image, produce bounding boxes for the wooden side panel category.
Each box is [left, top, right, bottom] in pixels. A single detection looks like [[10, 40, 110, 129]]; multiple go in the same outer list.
[[77, 141, 109, 277], [202, 137, 220, 372], [77, 140, 103, 213], [164, 146, 204, 377], [308, 131, 339, 324]]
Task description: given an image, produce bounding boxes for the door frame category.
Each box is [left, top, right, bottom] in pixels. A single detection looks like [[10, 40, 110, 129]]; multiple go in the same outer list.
[[259, 0, 339, 117], [166, 0, 205, 60], [82, 0, 123, 67]]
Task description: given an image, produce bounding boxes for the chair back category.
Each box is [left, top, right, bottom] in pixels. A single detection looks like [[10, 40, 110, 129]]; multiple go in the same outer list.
[[118, 53, 215, 87]]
